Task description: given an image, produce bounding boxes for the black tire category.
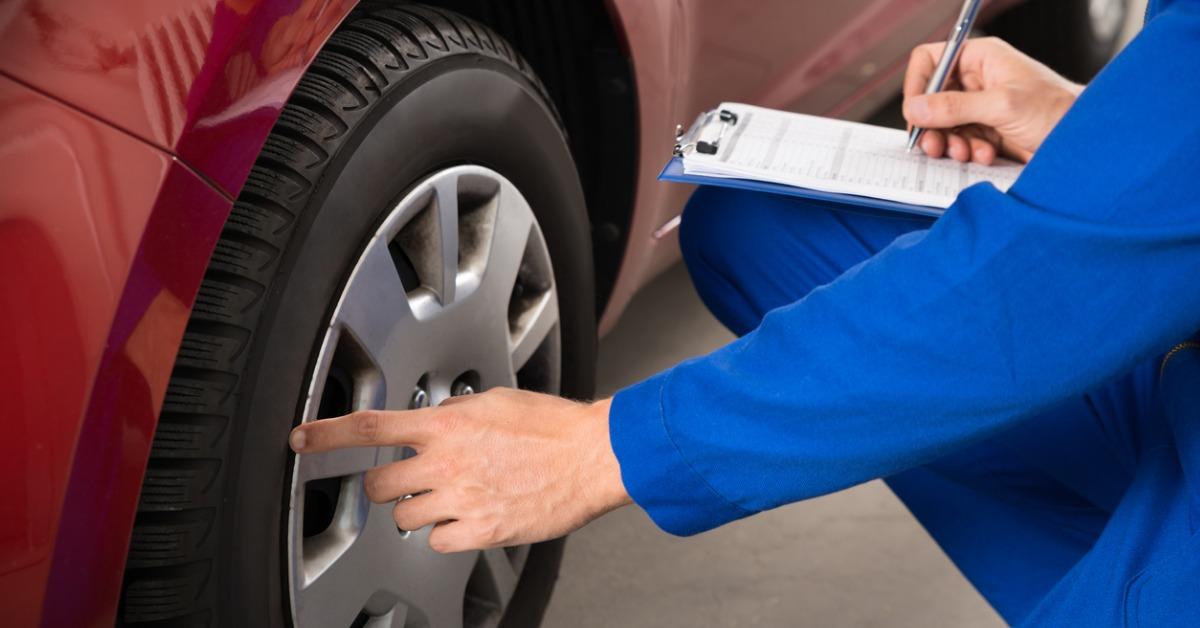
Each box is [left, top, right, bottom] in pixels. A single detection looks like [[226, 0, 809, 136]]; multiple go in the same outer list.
[[119, 4, 595, 627], [987, 0, 1131, 82]]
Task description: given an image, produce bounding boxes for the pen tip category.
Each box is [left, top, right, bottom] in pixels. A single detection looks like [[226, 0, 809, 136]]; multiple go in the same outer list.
[[905, 128, 922, 154]]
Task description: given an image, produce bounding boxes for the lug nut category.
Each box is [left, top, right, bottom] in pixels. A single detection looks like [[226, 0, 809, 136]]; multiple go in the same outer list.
[[451, 380, 475, 397], [410, 386, 430, 409]]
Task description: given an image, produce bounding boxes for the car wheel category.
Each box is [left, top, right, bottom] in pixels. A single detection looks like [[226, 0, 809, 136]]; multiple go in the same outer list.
[[987, 0, 1131, 82], [119, 4, 595, 627]]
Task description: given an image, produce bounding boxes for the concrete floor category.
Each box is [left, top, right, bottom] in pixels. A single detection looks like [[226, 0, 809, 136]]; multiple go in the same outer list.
[[544, 6, 1146, 625]]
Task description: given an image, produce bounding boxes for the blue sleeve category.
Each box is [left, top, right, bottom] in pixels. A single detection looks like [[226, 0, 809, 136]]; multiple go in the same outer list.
[[610, 2, 1200, 536]]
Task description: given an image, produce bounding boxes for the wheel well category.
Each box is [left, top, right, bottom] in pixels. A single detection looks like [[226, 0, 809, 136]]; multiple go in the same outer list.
[[419, 0, 639, 313]]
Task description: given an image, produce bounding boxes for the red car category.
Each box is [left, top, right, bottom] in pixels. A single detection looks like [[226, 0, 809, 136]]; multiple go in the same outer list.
[[0, 0, 1127, 626]]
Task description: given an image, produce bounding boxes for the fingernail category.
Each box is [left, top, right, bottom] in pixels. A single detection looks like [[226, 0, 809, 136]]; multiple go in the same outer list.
[[908, 96, 930, 123], [290, 429, 306, 451]]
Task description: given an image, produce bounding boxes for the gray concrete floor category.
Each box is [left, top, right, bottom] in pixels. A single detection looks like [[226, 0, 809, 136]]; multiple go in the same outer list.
[[543, 6, 1147, 625]]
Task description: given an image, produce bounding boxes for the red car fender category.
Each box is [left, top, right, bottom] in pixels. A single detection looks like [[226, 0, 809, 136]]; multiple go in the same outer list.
[[0, 1, 355, 625], [0, 0, 357, 197]]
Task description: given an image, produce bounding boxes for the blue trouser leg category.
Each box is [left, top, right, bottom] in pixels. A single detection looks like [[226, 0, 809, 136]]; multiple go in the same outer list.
[[679, 187, 1158, 624]]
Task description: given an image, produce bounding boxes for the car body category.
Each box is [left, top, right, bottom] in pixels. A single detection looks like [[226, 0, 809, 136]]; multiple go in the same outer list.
[[0, 0, 1065, 625]]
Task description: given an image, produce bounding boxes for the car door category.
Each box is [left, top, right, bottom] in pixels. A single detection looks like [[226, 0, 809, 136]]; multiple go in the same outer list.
[[672, 0, 968, 121]]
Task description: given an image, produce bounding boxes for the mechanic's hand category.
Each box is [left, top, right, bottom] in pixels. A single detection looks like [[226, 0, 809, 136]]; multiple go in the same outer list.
[[289, 388, 630, 553], [903, 37, 1084, 164]]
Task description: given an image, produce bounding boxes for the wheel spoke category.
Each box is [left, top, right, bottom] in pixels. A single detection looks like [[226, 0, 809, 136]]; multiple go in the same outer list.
[[297, 520, 385, 627], [479, 186, 534, 301], [297, 446, 378, 483], [510, 290, 558, 373], [433, 174, 460, 306], [335, 237, 415, 359]]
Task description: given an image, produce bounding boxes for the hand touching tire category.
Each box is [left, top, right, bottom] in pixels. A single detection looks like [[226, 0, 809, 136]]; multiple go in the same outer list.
[[291, 390, 629, 553]]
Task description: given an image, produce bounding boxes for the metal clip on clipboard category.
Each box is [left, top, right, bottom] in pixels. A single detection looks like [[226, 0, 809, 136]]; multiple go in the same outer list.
[[673, 108, 739, 157]]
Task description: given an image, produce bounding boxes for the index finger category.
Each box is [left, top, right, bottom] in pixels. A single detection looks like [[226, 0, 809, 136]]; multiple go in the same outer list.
[[290, 409, 433, 453], [903, 42, 946, 99]]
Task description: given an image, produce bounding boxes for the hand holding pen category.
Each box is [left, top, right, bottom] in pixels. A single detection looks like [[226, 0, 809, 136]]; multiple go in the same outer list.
[[901, 2, 1084, 165]]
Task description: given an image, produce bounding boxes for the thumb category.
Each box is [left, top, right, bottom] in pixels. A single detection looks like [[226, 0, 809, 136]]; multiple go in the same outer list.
[[904, 90, 1007, 130]]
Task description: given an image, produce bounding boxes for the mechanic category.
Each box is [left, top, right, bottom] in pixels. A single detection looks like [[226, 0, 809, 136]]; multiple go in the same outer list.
[[289, 0, 1200, 624]]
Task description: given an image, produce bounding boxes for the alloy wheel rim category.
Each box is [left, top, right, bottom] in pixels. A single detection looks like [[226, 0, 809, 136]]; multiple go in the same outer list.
[[286, 166, 561, 628]]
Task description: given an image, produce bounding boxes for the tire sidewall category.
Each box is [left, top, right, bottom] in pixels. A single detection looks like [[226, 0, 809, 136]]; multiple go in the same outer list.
[[218, 56, 594, 626]]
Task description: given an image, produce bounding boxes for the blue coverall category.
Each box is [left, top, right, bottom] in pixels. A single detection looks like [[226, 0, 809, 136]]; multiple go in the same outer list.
[[609, 0, 1200, 624]]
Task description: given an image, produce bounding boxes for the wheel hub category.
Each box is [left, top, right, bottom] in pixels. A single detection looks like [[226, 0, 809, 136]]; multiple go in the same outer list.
[[286, 166, 561, 628]]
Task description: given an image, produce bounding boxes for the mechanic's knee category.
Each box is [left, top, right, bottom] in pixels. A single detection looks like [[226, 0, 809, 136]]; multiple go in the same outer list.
[[679, 186, 759, 284]]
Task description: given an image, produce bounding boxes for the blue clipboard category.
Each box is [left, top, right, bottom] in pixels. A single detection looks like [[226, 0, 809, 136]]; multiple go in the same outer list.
[[659, 156, 944, 219]]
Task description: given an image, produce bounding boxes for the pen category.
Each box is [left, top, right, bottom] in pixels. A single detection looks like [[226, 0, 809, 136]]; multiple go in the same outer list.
[[906, 0, 984, 153]]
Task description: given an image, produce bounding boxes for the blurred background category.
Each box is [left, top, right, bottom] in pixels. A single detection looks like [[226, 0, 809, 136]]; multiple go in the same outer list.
[[545, 2, 1147, 626]]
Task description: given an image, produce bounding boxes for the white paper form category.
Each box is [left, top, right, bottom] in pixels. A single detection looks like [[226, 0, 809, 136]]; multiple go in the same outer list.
[[681, 103, 1023, 209]]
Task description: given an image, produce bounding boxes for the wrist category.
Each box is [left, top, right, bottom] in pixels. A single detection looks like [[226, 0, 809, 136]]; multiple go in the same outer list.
[[582, 397, 633, 513]]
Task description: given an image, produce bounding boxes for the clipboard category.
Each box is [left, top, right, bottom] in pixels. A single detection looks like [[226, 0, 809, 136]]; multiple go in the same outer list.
[[659, 156, 944, 219], [661, 106, 949, 219]]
